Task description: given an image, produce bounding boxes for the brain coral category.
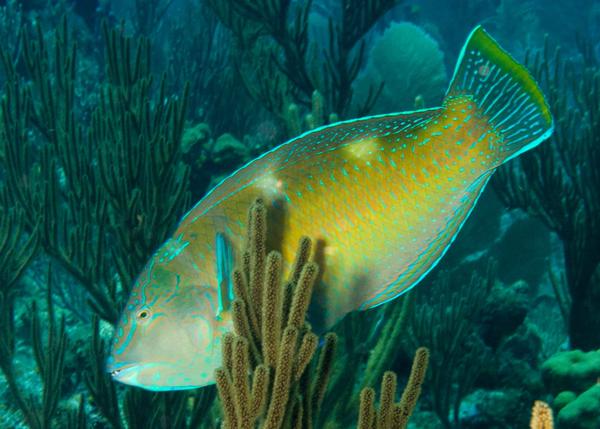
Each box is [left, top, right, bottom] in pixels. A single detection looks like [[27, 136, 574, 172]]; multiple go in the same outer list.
[[354, 22, 447, 114]]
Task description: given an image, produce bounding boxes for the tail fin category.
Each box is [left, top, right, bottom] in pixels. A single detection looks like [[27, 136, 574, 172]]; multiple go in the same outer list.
[[445, 26, 553, 162]]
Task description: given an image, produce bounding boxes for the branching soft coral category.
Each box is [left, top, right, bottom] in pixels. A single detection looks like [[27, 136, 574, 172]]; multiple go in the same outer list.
[[215, 200, 338, 428]]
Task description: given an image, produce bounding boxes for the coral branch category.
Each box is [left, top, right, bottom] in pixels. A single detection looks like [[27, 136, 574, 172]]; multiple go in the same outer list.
[[215, 200, 337, 428]]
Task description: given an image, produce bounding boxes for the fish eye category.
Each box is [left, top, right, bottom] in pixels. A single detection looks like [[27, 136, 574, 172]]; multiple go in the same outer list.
[[136, 309, 151, 321]]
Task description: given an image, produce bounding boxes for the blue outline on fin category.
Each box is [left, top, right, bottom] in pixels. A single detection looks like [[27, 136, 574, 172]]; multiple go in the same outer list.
[[215, 232, 234, 316], [182, 107, 443, 219], [445, 26, 554, 156]]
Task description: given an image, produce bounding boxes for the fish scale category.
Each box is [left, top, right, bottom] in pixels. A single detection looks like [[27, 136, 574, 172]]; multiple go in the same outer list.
[[108, 26, 553, 390]]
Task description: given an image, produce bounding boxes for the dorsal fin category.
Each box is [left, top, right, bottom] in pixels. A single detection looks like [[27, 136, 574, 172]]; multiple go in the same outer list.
[[178, 107, 442, 224]]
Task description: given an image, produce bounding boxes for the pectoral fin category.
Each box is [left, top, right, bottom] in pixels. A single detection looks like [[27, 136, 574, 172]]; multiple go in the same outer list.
[[215, 232, 234, 317]]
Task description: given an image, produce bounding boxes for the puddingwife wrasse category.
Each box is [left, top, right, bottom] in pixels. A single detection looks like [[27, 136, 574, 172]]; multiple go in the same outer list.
[[108, 26, 553, 390]]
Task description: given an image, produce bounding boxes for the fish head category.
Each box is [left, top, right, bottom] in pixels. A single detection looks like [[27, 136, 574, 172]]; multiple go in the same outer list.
[[108, 252, 229, 390]]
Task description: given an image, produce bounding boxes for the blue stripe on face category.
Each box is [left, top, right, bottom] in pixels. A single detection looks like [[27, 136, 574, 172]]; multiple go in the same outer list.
[[114, 319, 137, 356], [163, 274, 181, 304], [149, 312, 166, 322]]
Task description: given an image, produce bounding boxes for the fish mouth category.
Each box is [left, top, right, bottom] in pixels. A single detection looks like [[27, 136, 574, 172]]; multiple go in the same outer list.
[[108, 362, 161, 387], [107, 361, 203, 391], [107, 362, 140, 380]]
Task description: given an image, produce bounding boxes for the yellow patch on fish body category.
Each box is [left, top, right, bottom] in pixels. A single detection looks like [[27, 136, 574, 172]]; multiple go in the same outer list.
[[109, 26, 553, 390]]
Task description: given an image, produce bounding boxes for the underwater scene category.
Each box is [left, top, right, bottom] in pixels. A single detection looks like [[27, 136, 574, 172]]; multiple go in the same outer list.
[[0, 0, 599, 428]]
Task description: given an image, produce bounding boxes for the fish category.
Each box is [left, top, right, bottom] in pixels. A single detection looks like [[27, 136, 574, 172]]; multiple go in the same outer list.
[[108, 26, 553, 390]]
